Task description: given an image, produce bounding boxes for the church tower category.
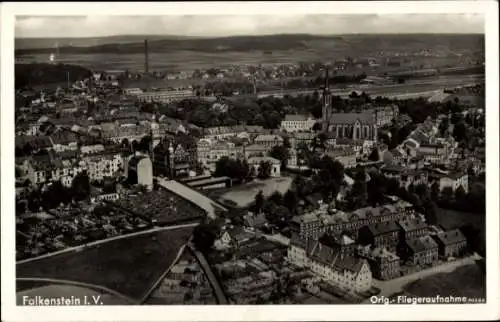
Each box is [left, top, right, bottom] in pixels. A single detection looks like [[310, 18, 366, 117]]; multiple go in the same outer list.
[[322, 67, 332, 130]]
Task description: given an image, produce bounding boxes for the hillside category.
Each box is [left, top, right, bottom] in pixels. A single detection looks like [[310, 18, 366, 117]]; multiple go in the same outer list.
[[15, 34, 343, 55], [15, 63, 92, 89]]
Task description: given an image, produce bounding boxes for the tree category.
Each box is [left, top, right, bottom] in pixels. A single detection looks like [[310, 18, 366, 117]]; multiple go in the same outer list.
[[254, 190, 265, 214], [71, 171, 91, 201], [312, 122, 322, 132], [368, 147, 380, 161], [192, 222, 219, 253], [438, 117, 450, 136], [42, 181, 72, 209], [269, 145, 290, 169], [452, 122, 468, 143], [454, 186, 466, 201], [430, 181, 440, 201], [268, 191, 284, 205], [258, 161, 272, 179], [423, 200, 438, 225], [283, 189, 299, 213], [442, 186, 454, 201]]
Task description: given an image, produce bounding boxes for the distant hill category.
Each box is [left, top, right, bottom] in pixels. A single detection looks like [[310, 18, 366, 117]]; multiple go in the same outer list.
[[15, 63, 92, 89], [15, 34, 344, 55]]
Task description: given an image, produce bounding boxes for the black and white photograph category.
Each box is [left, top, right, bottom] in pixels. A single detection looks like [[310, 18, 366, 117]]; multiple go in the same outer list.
[[1, 1, 499, 322]]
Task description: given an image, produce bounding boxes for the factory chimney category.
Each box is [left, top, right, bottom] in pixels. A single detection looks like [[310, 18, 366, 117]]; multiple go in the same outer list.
[[144, 39, 149, 75]]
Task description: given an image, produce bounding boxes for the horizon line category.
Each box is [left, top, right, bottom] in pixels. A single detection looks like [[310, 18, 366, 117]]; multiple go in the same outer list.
[[15, 31, 486, 40]]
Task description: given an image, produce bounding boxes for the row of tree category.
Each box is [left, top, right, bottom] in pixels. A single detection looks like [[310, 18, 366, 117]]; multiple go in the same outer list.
[[213, 156, 273, 183]]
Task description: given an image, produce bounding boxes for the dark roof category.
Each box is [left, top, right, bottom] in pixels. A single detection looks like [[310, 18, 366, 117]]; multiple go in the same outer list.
[[435, 229, 466, 245], [327, 112, 375, 125], [308, 240, 365, 274], [284, 114, 310, 122], [398, 218, 428, 232], [367, 221, 399, 236], [406, 235, 438, 253]]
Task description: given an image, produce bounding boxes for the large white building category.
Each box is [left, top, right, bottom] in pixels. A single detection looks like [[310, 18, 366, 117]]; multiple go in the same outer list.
[[127, 154, 153, 190], [281, 114, 317, 132], [83, 152, 124, 182], [138, 89, 196, 103]]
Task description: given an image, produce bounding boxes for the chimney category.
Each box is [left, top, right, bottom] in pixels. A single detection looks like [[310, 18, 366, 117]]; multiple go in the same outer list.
[[144, 39, 149, 74]]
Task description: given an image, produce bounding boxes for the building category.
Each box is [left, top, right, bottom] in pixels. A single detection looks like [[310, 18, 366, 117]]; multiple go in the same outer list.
[[430, 172, 469, 193], [371, 105, 399, 127], [397, 218, 428, 242], [138, 89, 196, 103], [219, 227, 255, 248], [433, 229, 467, 258], [247, 156, 281, 177], [196, 139, 243, 167], [126, 154, 153, 190], [253, 134, 284, 148], [403, 235, 439, 266], [280, 114, 316, 132], [290, 212, 323, 239], [356, 245, 400, 280], [288, 234, 372, 293], [83, 152, 124, 182], [323, 112, 378, 141], [243, 144, 271, 158], [325, 147, 357, 168], [358, 221, 399, 252]]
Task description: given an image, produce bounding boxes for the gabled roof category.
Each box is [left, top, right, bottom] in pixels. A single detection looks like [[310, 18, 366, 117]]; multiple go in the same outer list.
[[366, 221, 399, 236], [398, 218, 428, 232], [406, 235, 438, 253], [327, 112, 375, 125], [284, 114, 310, 122], [308, 240, 365, 274], [435, 229, 466, 245]]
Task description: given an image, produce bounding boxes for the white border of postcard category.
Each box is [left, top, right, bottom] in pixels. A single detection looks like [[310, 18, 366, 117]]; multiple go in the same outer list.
[[2, 1, 499, 321]]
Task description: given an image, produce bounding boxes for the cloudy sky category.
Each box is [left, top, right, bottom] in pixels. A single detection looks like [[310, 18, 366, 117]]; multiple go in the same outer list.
[[15, 14, 484, 38]]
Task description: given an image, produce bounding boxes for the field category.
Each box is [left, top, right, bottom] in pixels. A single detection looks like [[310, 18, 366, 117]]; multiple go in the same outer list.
[[403, 263, 486, 299], [217, 176, 293, 208], [16, 34, 484, 73], [16, 227, 194, 302]]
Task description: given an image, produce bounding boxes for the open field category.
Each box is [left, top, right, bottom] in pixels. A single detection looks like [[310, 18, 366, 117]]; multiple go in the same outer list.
[[217, 176, 293, 208], [17, 226, 194, 301], [402, 263, 486, 299]]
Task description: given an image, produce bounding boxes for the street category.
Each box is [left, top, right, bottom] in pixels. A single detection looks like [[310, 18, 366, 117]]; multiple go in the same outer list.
[[363, 254, 482, 303]]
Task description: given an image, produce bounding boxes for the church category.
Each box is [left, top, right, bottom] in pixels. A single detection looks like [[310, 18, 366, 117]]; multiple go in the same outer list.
[[321, 69, 378, 141]]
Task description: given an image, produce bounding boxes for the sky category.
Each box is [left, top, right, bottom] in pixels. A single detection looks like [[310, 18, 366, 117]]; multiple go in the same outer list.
[[15, 14, 485, 38]]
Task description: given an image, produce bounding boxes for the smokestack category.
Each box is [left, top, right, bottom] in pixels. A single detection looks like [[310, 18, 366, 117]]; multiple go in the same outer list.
[[144, 39, 149, 74]]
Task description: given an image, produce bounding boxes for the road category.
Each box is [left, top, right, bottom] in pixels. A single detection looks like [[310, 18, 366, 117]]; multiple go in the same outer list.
[[156, 178, 227, 219], [362, 254, 482, 303], [17, 222, 199, 265], [188, 243, 229, 305]]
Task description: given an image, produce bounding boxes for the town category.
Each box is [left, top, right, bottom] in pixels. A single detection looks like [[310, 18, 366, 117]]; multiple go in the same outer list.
[[15, 34, 486, 305]]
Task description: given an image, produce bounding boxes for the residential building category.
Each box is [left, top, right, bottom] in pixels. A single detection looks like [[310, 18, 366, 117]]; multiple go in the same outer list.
[[397, 218, 428, 243], [433, 229, 467, 258], [254, 134, 284, 148], [356, 245, 400, 280], [219, 227, 255, 248], [280, 114, 316, 132], [358, 221, 399, 252], [289, 234, 372, 293], [126, 154, 154, 190], [83, 152, 124, 182], [403, 235, 439, 266], [196, 139, 243, 167], [429, 172, 469, 193], [290, 212, 323, 239], [244, 143, 272, 158], [247, 156, 281, 177], [325, 147, 357, 168]]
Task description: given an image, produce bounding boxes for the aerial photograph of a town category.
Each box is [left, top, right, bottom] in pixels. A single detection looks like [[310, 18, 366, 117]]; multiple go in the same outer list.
[[14, 13, 486, 306]]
